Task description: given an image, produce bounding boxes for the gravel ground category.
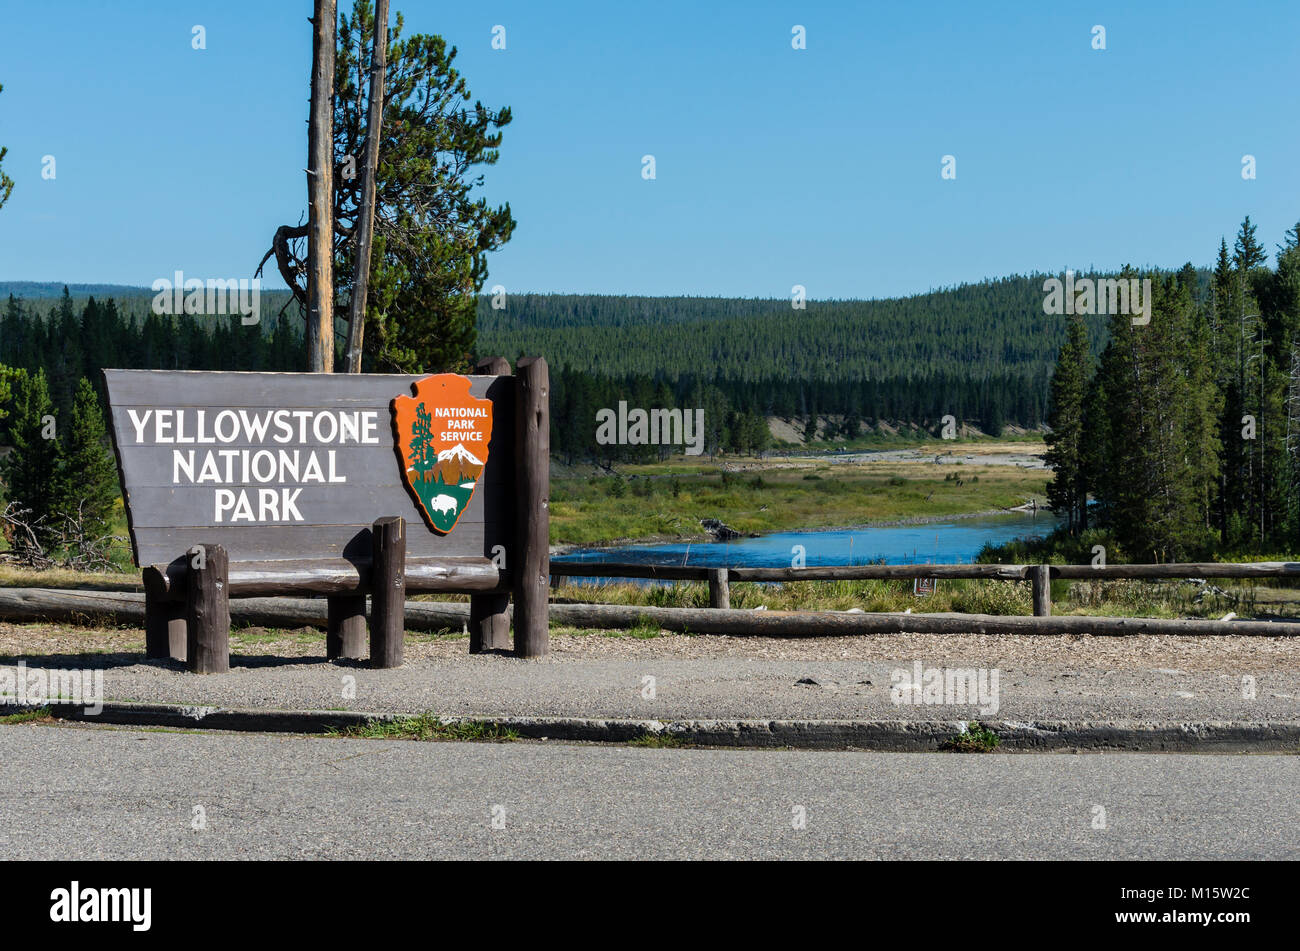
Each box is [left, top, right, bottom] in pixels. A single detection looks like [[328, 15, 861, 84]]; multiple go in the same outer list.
[[3, 622, 1298, 722]]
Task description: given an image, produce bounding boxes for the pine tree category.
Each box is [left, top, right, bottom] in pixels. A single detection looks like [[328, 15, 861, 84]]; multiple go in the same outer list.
[[1089, 271, 1214, 560], [52, 377, 120, 536], [1, 368, 61, 539], [1045, 314, 1090, 533], [1180, 263, 1223, 536], [48, 288, 80, 422], [1234, 216, 1268, 272]]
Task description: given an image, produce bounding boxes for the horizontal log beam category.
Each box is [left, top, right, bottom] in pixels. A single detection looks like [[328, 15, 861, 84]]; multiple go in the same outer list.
[[550, 563, 710, 581], [550, 563, 1031, 582], [552, 561, 1300, 583], [1051, 562, 1300, 579], [727, 564, 1029, 582], [142, 557, 509, 601]]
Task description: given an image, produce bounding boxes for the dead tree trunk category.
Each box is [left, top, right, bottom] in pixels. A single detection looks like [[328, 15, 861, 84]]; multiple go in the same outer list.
[[344, 0, 388, 374], [307, 0, 337, 372]]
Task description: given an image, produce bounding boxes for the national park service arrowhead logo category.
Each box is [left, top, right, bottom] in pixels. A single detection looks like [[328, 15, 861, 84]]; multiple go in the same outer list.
[[392, 374, 492, 534]]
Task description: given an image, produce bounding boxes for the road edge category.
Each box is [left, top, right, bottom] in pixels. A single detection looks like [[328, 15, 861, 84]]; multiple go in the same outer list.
[[22, 701, 1300, 752]]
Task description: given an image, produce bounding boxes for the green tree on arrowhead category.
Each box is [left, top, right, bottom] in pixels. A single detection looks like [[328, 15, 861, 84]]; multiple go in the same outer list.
[[53, 377, 120, 537], [408, 401, 435, 476]]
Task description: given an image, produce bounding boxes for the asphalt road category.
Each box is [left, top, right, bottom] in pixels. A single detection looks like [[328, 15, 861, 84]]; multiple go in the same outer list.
[[1, 722, 1296, 860]]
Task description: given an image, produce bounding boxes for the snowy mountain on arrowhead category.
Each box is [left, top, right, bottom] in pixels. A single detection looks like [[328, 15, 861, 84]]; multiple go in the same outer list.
[[437, 444, 482, 466], [425, 443, 484, 485]]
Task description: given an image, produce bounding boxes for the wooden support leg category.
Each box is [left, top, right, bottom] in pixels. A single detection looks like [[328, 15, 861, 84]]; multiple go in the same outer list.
[[186, 543, 230, 674], [327, 595, 367, 660], [1031, 564, 1052, 617], [513, 357, 550, 658], [370, 516, 406, 668], [145, 591, 187, 662], [469, 593, 511, 653], [708, 568, 730, 609]]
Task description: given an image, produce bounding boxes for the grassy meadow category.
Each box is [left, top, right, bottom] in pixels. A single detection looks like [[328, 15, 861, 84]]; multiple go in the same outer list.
[[551, 443, 1050, 547]]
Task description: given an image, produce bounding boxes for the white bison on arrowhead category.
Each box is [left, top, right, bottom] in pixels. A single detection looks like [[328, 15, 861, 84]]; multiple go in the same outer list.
[[429, 494, 458, 516]]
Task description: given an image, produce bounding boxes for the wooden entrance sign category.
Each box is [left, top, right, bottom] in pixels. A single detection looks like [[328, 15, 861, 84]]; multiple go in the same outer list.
[[104, 359, 550, 671]]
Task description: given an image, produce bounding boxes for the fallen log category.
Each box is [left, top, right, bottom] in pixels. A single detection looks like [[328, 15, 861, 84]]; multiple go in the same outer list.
[[1, 588, 1298, 638], [545, 603, 1300, 637]]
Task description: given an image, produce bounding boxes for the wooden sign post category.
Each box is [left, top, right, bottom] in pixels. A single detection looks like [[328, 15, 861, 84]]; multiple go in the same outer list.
[[104, 361, 549, 670]]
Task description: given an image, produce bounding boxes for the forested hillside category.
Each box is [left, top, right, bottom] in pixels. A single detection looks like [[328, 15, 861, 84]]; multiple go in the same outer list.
[[479, 277, 1125, 458], [479, 277, 1106, 381], [0, 274, 1146, 457]]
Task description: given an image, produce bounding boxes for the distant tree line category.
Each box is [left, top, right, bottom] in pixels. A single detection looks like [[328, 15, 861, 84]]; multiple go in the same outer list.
[[480, 278, 1122, 450], [1, 289, 303, 430], [550, 366, 1047, 461], [0, 289, 304, 552]]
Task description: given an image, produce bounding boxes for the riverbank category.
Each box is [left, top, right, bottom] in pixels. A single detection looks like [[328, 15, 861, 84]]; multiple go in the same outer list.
[[552, 504, 1048, 557], [551, 441, 1049, 547]]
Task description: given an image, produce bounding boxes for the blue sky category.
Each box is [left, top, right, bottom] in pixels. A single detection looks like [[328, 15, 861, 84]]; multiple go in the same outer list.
[[0, 0, 1296, 298]]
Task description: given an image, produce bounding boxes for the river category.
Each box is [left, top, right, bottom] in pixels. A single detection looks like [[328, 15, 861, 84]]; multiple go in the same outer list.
[[553, 511, 1060, 571]]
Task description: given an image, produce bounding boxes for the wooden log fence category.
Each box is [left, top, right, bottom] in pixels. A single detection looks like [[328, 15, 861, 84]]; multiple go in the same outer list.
[[12, 558, 1286, 649], [549, 560, 1300, 620]]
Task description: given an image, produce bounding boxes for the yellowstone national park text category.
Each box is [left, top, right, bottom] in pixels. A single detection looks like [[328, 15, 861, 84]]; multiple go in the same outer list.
[[124, 408, 383, 522]]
